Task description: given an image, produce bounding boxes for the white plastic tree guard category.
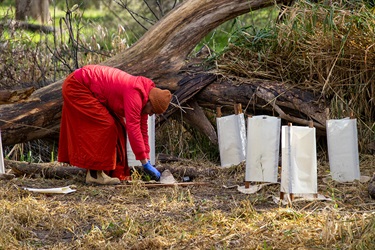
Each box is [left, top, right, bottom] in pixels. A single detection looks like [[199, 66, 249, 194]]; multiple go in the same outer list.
[[245, 115, 280, 184], [0, 129, 4, 174], [280, 124, 318, 200], [217, 113, 247, 167], [127, 115, 156, 167], [326, 118, 360, 182]]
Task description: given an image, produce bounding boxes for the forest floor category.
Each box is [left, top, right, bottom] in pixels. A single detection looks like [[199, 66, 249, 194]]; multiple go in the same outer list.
[[0, 154, 374, 250]]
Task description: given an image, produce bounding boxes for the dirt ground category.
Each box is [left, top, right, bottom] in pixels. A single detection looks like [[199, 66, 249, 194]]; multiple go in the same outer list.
[[0, 155, 374, 249]]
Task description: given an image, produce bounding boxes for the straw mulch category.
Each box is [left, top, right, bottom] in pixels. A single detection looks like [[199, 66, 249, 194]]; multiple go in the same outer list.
[[0, 154, 374, 249]]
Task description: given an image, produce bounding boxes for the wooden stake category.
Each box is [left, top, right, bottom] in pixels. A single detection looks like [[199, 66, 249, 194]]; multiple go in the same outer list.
[[216, 106, 222, 118], [234, 103, 242, 115], [290, 193, 294, 201], [280, 191, 284, 200], [350, 111, 355, 119], [237, 103, 242, 114], [280, 193, 295, 202]]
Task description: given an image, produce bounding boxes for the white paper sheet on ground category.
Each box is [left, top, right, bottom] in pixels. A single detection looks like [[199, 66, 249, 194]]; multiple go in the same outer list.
[[127, 115, 155, 166], [326, 118, 360, 182], [281, 125, 317, 194], [273, 193, 332, 205], [246, 115, 280, 183], [237, 183, 277, 194], [217, 114, 246, 167], [159, 169, 177, 184], [323, 175, 371, 184], [23, 186, 76, 194], [0, 129, 5, 174]]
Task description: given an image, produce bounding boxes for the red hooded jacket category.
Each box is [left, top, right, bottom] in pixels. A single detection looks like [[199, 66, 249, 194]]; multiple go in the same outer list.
[[74, 65, 154, 160]]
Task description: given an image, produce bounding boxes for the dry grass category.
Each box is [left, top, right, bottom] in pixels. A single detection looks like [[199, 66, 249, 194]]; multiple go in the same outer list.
[[0, 155, 374, 249], [214, 1, 375, 153]]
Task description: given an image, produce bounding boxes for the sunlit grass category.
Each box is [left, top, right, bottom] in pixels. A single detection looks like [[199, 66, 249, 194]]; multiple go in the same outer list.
[[0, 2, 128, 48], [196, 6, 279, 54]]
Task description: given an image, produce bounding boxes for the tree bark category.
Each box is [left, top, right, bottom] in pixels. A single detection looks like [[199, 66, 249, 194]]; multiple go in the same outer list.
[[182, 99, 218, 145], [6, 159, 85, 179], [15, 0, 50, 24], [6, 158, 219, 180], [0, 0, 302, 147], [103, 0, 288, 89], [0, 87, 35, 104], [197, 78, 327, 130], [0, 73, 327, 146]]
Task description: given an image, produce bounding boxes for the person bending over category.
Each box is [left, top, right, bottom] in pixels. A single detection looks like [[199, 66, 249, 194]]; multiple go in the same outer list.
[[58, 65, 172, 185]]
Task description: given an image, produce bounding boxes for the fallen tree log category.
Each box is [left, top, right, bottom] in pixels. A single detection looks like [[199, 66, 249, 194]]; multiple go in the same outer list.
[[0, 72, 327, 146], [0, 0, 297, 146], [0, 87, 35, 104], [182, 99, 218, 145], [197, 77, 327, 130], [160, 72, 327, 145], [6, 159, 85, 179], [5, 157, 219, 180]]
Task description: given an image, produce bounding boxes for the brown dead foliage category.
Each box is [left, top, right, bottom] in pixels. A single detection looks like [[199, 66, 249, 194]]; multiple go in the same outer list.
[[0, 155, 374, 249]]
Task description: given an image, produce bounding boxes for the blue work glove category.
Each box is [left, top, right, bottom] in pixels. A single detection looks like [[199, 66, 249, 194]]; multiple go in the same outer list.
[[142, 161, 161, 181]]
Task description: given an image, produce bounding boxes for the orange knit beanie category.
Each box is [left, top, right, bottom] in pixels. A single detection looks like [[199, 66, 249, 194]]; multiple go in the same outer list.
[[149, 88, 172, 114]]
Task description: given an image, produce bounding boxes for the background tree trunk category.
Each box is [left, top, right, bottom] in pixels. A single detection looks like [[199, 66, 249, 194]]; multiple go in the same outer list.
[[15, 0, 50, 24]]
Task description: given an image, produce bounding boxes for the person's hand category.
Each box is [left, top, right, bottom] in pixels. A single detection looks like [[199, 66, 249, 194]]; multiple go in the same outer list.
[[142, 161, 161, 181]]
